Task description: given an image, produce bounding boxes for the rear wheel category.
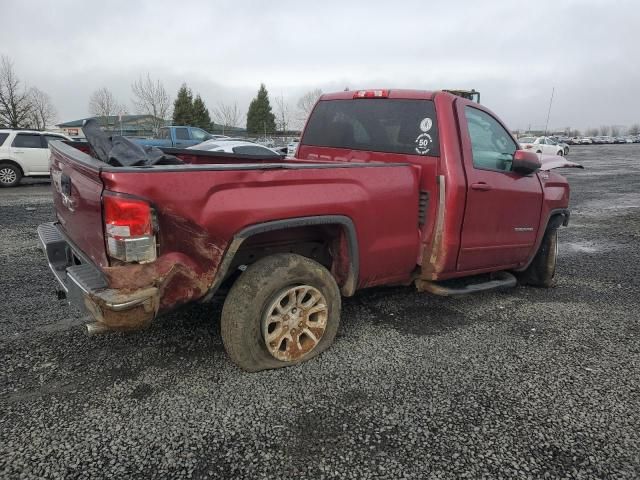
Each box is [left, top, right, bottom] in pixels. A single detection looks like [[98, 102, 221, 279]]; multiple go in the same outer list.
[[221, 253, 341, 372], [0, 163, 21, 187], [558, 149, 564, 156], [516, 229, 558, 287]]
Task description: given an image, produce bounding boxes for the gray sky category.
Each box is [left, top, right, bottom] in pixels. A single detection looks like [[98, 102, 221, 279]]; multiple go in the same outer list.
[[1, 0, 638, 131]]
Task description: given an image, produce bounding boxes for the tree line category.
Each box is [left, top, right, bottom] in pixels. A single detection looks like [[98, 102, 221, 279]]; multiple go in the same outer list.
[[0, 55, 56, 130], [0, 54, 323, 136], [89, 81, 321, 136]]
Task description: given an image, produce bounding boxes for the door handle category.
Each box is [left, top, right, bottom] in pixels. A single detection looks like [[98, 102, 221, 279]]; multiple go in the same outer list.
[[471, 182, 492, 191]]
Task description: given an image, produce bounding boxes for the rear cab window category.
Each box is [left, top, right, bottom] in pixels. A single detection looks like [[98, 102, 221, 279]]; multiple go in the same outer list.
[[302, 99, 440, 156]]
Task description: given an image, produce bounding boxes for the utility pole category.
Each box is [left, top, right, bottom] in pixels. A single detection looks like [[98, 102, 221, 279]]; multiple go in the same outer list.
[[544, 87, 555, 136]]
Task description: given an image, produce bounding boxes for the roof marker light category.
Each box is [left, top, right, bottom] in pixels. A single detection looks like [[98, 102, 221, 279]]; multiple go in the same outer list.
[[354, 89, 389, 99]]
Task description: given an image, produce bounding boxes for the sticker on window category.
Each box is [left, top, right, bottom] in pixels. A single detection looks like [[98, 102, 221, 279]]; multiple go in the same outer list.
[[415, 133, 432, 155], [419, 117, 433, 132]]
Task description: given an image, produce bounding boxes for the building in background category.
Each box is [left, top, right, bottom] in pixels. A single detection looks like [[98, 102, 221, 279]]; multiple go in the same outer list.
[[56, 115, 165, 138]]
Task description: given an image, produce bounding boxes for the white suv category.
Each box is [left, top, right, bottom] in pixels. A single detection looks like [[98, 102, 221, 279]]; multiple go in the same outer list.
[[0, 129, 71, 187]]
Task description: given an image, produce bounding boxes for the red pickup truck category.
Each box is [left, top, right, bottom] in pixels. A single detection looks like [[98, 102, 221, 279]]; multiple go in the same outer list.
[[38, 89, 581, 371]]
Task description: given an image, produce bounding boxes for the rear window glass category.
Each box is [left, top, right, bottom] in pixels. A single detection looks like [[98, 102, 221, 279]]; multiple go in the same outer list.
[[0, 133, 9, 146], [302, 99, 439, 156]]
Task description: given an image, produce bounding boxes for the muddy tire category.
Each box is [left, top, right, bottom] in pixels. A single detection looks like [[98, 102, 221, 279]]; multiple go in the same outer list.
[[0, 163, 21, 187], [221, 253, 341, 372], [516, 229, 558, 287]]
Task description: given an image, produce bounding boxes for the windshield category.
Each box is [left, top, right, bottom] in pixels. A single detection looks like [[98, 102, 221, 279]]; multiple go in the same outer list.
[[302, 99, 440, 156]]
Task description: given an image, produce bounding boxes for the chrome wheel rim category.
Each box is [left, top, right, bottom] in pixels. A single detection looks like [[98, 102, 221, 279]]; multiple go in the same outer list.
[[0, 167, 17, 184], [262, 285, 328, 362]]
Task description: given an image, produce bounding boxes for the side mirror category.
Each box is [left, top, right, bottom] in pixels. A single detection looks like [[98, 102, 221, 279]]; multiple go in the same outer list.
[[512, 150, 542, 175]]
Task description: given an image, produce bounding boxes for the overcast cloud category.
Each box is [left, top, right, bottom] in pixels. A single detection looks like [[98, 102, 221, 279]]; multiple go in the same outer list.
[[1, 0, 638, 131]]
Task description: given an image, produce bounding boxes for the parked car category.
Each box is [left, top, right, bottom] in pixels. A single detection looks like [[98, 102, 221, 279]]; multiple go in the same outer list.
[[38, 89, 582, 372], [518, 136, 565, 156], [546, 136, 570, 155], [188, 139, 284, 158], [580, 137, 593, 144], [133, 126, 216, 148], [0, 129, 71, 187], [287, 138, 300, 156]]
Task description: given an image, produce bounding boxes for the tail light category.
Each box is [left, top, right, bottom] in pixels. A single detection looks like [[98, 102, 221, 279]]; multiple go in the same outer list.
[[103, 193, 157, 263], [354, 89, 389, 99]]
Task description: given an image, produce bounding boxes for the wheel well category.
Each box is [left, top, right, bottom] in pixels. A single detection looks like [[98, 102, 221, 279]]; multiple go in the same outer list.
[[219, 223, 355, 296], [547, 211, 569, 232], [0, 160, 24, 176]]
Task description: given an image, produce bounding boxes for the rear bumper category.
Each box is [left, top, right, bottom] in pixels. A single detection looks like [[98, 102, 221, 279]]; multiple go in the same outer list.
[[37, 222, 159, 330]]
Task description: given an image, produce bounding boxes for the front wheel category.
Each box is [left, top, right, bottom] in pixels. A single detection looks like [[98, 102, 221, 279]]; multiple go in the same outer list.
[[516, 229, 558, 287], [221, 253, 341, 372], [0, 163, 22, 187]]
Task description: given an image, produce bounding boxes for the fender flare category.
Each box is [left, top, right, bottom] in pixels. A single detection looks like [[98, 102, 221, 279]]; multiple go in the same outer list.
[[202, 215, 359, 300], [515, 208, 569, 272]]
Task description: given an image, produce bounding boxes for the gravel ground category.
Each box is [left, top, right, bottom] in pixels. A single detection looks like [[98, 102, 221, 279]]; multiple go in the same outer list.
[[1, 145, 639, 479]]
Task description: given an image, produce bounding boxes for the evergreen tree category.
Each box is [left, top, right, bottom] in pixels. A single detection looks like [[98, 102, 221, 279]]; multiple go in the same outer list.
[[172, 83, 193, 125], [192, 94, 212, 131], [246, 84, 276, 135]]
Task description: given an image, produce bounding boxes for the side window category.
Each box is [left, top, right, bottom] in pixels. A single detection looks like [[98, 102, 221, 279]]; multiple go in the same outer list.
[[12, 133, 45, 149], [158, 128, 169, 140], [191, 128, 208, 141], [0, 133, 9, 146], [175, 128, 190, 140], [464, 107, 517, 172]]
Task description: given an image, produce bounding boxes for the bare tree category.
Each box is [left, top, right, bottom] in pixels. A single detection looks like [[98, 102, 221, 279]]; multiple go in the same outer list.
[[297, 88, 322, 122], [131, 74, 171, 134], [89, 87, 120, 125], [0, 55, 32, 128], [213, 102, 242, 134], [27, 87, 56, 130], [628, 124, 640, 136], [610, 125, 621, 137], [274, 94, 292, 133], [586, 128, 599, 137], [599, 125, 610, 136]]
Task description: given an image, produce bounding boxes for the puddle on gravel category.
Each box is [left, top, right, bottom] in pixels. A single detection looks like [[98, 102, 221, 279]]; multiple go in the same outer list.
[[561, 240, 620, 255]]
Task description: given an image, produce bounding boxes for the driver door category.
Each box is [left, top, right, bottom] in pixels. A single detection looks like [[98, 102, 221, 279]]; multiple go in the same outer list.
[[456, 104, 543, 272]]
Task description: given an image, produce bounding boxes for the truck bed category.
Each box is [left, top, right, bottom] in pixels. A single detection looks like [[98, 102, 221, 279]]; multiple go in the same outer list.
[[49, 140, 423, 319]]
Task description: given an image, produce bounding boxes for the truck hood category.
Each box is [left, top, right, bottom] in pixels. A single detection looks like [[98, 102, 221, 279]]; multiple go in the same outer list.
[[539, 154, 583, 171]]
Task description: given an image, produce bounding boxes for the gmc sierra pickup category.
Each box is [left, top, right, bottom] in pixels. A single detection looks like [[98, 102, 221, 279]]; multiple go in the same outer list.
[[38, 89, 582, 372]]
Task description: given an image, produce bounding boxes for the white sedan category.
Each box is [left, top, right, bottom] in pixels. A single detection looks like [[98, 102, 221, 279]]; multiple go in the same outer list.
[[188, 139, 284, 158], [518, 136, 565, 156]]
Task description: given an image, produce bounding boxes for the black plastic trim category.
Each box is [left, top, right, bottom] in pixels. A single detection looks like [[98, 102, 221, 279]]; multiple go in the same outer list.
[[515, 208, 570, 272], [202, 215, 359, 300]]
